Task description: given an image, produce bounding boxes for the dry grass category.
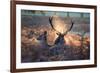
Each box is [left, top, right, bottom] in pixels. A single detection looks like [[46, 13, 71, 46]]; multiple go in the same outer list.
[[21, 26, 90, 62]]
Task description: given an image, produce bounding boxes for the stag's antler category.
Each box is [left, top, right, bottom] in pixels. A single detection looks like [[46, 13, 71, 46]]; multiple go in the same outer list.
[[49, 16, 61, 35], [49, 16, 74, 36], [49, 15, 74, 45], [63, 20, 74, 35]]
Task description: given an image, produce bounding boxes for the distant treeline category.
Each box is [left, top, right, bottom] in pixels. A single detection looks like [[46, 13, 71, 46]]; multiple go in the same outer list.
[[21, 10, 90, 18]]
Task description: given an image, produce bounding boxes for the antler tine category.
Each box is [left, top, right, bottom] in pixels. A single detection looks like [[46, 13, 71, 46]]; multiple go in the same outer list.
[[68, 20, 74, 31], [64, 20, 74, 35], [49, 16, 61, 35]]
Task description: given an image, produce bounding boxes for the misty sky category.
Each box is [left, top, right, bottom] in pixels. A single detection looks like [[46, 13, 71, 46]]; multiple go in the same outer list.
[[21, 10, 90, 34]]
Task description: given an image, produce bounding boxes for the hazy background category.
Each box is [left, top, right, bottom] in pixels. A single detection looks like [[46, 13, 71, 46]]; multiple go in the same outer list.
[[21, 10, 90, 34]]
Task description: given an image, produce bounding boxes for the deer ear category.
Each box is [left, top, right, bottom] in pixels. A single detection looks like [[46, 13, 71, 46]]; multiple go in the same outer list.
[[56, 33, 59, 35], [56, 32, 61, 36]]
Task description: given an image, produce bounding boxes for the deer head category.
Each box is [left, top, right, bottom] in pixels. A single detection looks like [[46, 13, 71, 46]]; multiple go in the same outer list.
[[49, 15, 74, 45]]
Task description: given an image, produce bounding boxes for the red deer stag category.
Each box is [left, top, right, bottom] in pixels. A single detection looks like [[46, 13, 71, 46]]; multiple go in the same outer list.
[[49, 15, 74, 45]]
